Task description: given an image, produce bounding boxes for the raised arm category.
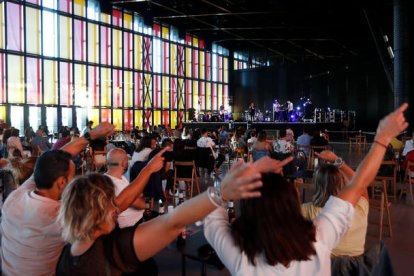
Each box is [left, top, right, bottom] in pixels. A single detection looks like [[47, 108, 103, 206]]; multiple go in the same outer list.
[[115, 147, 168, 212], [60, 122, 115, 157], [339, 103, 408, 205]]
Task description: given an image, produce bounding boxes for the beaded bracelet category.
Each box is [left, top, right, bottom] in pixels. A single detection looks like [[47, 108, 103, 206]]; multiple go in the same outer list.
[[207, 186, 228, 208], [373, 140, 388, 149]]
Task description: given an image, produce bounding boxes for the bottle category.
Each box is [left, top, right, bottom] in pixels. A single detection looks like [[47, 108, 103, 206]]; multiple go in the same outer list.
[[227, 201, 236, 223], [158, 199, 165, 215], [176, 191, 186, 247], [143, 197, 152, 222]]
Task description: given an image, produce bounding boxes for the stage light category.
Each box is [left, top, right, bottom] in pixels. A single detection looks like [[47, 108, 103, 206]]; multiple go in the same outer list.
[[296, 107, 301, 110]]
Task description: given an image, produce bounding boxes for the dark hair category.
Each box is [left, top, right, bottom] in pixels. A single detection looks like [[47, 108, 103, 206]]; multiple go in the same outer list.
[[10, 128, 20, 137], [232, 173, 316, 266], [60, 126, 70, 138], [2, 128, 12, 144], [279, 129, 287, 138], [173, 138, 185, 152], [34, 150, 72, 189], [161, 138, 173, 148], [136, 136, 155, 152], [201, 128, 208, 135], [257, 131, 267, 142]]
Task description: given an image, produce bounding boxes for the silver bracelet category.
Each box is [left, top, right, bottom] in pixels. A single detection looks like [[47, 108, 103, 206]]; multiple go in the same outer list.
[[207, 187, 227, 208]]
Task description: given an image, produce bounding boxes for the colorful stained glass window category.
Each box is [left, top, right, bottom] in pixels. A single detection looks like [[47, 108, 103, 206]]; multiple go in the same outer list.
[[7, 55, 24, 104], [26, 7, 41, 54], [7, 3, 23, 52], [26, 57, 42, 104]]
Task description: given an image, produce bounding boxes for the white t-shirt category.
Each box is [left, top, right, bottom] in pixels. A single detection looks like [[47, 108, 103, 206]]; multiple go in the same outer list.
[[402, 139, 414, 156], [197, 136, 215, 148], [131, 148, 152, 165], [105, 174, 144, 228], [0, 176, 65, 275], [204, 196, 354, 276]]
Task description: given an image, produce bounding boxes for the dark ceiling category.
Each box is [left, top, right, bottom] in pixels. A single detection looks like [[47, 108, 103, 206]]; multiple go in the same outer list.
[[111, 0, 394, 65]]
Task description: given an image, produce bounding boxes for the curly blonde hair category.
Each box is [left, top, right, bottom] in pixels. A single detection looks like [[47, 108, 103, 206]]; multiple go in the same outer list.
[[58, 174, 118, 243]]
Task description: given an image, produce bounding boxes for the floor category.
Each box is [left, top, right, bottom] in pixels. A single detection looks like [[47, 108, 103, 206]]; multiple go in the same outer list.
[[154, 142, 414, 275]]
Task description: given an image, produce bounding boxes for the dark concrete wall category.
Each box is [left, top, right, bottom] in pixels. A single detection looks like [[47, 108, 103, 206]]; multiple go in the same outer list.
[[230, 59, 394, 130]]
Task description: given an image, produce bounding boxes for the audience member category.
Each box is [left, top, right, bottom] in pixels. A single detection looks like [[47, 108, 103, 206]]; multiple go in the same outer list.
[[31, 129, 52, 153], [131, 136, 157, 165], [80, 120, 94, 136], [52, 126, 72, 150], [297, 127, 312, 154], [251, 131, 271, 161], [204, 103, 408, 275], [105, 148, 145, 228], [0, 122, 114, 275], [402, 130, 414, 156], [56, 155, 286, 274]]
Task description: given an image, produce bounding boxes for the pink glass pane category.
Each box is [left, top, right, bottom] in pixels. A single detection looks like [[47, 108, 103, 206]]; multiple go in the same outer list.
[[112, 69, 122, 107], [0, 54, 6, 103], [59, 62, 73, 106], [112, 10, 122, 27], [101, 109, 112, 123], [74, 20, 85, 61], [100, 26, 111, 65], [26, 57, 42, 104], [7, 3, 23, 51], [123, 32, 132, 68], [59, 0, 72, 13], [88, 66, 99, 106]]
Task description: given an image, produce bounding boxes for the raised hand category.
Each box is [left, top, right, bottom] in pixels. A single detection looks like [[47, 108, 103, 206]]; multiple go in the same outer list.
[[220, 161, 262, 201], [145, 147, 169, 173], [315, 150, 338, 163], [89, 122, 115, 140], [251, 156, 294, 175], [375, 103, 409, 145]]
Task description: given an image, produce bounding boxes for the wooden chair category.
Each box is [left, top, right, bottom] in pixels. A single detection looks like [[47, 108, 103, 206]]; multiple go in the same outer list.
[[370, 180, 392, 240], [349, 135, 367, 151], [400, 160, 414, 203], [173, 161, 200, 199], [375, 160, 398, 200], [307, 146, 328, 170]]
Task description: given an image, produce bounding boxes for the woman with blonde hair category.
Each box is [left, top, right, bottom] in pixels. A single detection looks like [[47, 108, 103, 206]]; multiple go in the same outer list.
[[56, 150, 291, 274]]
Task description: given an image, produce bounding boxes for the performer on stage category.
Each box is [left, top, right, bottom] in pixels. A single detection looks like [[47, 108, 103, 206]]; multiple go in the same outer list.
[[273, 99, 281, 122], [249, 102, 256, 122], [287, 100, 294, 122], [219, 104, 225, 121]]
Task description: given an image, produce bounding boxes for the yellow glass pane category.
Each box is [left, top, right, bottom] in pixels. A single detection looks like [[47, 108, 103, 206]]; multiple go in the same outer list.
[[124, 71, 133, 107], [170, 44, 177, 75], [223, 57, 228, 83], [113, 29, 121, 66], [192, 37, 198, 47], [134, 110, 143, 129], [43, 60, 58, 104], [0, 105, 6, 121], [59, 16, 72, 59], [162, 26, 169, 39], [74, 0, 85, 17], [192, 81, 198, 109], [88, 108, 99, 125], [124, 13, 133, 30], [113, 109, 122, 130], [153, 110, 161, 126], [26, 8, 41, 54], [218, 84, 223, 106], [134, 35, 142, 70], [206, 82, 211, 110], [100, 12, 110, 24], [170, 111, 177, 128], [100, 67, 111, 106], [0, 3, 4, 49], [162, 76, 169, 107], [88, 23, 99, 63], [7, 55, 24, 104], [186, 48, 192, 78], [74, 64, 86, 103]]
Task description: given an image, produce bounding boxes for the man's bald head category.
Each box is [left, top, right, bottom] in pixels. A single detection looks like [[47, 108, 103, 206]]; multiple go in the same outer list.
[[106, 148, 128, 168]]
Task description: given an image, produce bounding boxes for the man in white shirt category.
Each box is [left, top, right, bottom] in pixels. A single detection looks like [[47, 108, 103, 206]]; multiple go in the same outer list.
[[197, 129, 224, 175], [80, 120, 94, 136], [105, 148, 145, 228], [0, 123, 115, 275], [197, 129, 215, 148]]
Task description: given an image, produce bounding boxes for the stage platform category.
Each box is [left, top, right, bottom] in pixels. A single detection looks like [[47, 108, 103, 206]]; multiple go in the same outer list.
[[183, 121, 343, 135]]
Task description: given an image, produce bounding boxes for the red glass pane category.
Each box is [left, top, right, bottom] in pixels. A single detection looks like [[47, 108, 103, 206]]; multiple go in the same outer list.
[[101, 109, 112, 123], [185, 35, 191, 45], [162, 111, 169, 127], [112, 10, 122, 27], [59, 0, 72, 13], [153, 24, 160, 37], [124, 110, 133, 130], [154, 75, 161, 108], [59, 62, 73, 106], [186, 79, 192, 108], [74, 20, 85, 61], [170, 78, 177, 108]]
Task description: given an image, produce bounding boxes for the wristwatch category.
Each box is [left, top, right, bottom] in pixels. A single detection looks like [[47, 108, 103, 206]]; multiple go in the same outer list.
[[83, 132, 93, 143], [333, 157, 344, 168]]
